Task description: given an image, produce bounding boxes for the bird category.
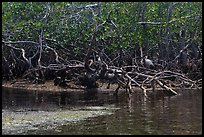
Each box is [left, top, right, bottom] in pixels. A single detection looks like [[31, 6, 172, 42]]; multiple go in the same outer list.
[[143, 56, 154, 69], [96, 55, 101, 62], [105, 72, 115, 79], [85, 58, 96, 72], [103, 68, 122, 89]]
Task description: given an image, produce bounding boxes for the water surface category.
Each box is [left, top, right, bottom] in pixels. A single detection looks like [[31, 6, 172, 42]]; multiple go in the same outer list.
[[2, 87, 202, 135]]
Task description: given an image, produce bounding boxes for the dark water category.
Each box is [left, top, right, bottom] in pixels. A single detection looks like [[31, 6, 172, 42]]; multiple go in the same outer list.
[[2, 87, 202, 135]]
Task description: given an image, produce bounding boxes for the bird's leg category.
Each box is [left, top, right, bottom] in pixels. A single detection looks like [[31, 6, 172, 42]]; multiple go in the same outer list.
[[107, 81, 111, 89], [115, 84, 121, 95], [151, 80, 155, 92], [128, 80, 133, 94]]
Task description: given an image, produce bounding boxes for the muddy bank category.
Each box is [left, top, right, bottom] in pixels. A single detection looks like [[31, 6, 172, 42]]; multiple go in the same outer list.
[[2, 79, 201, 96], [2, 79, 84, 92], [2, 79, 127, 93]]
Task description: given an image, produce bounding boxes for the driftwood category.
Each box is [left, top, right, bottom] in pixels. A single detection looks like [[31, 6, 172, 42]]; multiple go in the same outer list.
[[2, 12, 202, 97], [2, 38, 202, 98]]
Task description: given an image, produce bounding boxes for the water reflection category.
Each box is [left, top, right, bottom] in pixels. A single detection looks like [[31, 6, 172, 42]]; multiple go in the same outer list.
[[112, 89, 202, 135], [2, 87, 202, 135], [2, 87, 120, 112]]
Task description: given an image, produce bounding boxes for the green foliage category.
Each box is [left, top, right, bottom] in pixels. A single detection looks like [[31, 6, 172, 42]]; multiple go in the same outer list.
[[2, 2, 202, 53]]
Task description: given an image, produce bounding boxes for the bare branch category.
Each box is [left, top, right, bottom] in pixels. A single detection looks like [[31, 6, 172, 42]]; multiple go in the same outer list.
[[2, 40, 38, 45]]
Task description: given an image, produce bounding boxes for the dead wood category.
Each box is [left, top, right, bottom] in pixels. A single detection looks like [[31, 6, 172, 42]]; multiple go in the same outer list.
[[2, 29, 202, 98]]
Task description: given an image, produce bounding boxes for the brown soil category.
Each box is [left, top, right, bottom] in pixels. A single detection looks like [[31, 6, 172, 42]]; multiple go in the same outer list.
[[2, 79, 122, 93], [3, 79, 200, 94]]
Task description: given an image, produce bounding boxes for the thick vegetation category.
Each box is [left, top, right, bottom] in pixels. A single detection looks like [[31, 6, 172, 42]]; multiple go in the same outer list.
[[2, 2, 202, 96]]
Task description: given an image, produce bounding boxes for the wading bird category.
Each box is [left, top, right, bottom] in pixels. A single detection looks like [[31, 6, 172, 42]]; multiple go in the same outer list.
[[143, 56, 154, 69]]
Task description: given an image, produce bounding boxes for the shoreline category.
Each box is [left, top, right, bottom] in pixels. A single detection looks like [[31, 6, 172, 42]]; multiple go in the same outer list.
[[2, 79, 202, 94], [2, 79, 125, 93]]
